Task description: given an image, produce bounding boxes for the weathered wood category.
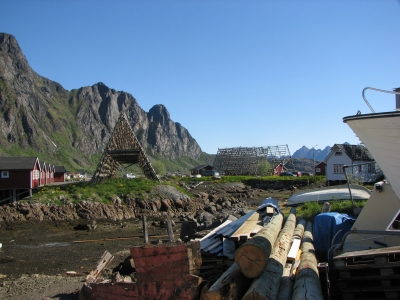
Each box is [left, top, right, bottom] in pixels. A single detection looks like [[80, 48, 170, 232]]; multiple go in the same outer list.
[[230, 211, 261, 241], [242, 207, 296, 300], [142, 215, 149, 244], [234, 213, 284, 278], [250, 224, 264, 237], [201, 262, 248, 300], [166, 219, 175, 242], [85, 251, 114, 283], [276, 264, 294, 300], [292, 218, 306, 240], [290, 249, 302, 277], [292, 222, 324, 300]]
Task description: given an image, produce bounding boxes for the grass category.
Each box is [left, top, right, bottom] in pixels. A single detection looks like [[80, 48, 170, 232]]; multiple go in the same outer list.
[[29, 178, 161, 205], [281, 200, 367, 222], [26, 175, 367, 226]]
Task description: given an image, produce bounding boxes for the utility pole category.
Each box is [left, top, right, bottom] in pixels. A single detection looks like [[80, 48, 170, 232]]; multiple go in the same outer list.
[[313, 145, 318, 176]]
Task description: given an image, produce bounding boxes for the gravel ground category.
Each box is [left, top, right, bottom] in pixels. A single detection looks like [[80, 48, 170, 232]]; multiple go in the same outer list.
[[0, 274, 83, 299]]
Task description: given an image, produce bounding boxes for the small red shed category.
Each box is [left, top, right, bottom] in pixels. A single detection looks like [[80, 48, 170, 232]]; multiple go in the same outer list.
[[315, 161, 327, 176], [0, 157, 41, 202]]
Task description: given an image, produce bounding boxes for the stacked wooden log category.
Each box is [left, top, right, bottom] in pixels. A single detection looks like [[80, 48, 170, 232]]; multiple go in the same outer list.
[[200, 208, 324, 300]]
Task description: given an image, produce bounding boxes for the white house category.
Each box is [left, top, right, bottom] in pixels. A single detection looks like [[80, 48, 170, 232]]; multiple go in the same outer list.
[[325, 144, 381, 184]]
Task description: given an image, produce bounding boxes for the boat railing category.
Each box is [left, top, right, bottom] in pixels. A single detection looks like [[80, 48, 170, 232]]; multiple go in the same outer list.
[[362, 87, 400, 113]]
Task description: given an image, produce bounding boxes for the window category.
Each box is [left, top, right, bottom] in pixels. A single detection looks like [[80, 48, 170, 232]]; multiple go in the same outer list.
[[334, 164, 344, 174], [335, 150, 342, 155], [33, 170, 40, 180], [368, 163, 375, 173], [1, 171, 9, 178], [316, 168, 321, 172]]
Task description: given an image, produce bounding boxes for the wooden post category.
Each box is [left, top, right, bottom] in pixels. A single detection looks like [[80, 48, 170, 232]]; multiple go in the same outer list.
[[293, 218, 306, 240], [242, 207, 297, 300], [291, 222, 324, 300], [234, 213, 283, 278], [142, 215, 148, 244], [166, 219, 175, 242]]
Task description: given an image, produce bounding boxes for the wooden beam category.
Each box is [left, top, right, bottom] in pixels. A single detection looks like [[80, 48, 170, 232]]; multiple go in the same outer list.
[[230, 211, 261, 241], [85, 251, 114, 283], [291, 222, 324, 300], [234, 213, 283, 278], [242, 207, 296, 300]]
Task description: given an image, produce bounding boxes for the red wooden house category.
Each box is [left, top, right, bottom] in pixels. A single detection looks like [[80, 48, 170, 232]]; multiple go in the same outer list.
[[48, 164, 55, 183], [54, 166, 68, 182], [40, 161, 48, 186], [273, 163, 287, 176], [315, 161, 327, 176], [0, 157, 41, 202]]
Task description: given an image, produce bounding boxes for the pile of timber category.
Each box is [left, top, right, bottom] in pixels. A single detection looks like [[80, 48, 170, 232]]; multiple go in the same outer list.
[[200, 207, 325, 300], [199, 198, 279, 259]]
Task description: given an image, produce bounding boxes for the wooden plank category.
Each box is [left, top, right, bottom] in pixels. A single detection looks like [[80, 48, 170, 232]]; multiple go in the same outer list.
[[250, 225, 264, 237], [166, 220, 175, 242], [85, 251, 114, 283], [230, 211, 261, 241], [287, 239, 302, 262]]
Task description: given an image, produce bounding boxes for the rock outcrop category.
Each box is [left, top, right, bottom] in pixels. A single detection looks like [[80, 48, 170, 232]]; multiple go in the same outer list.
[[0, 32, 203, 170]]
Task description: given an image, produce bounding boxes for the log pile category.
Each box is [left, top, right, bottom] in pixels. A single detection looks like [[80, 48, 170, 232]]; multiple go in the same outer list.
[[200, 207, 324, 300]]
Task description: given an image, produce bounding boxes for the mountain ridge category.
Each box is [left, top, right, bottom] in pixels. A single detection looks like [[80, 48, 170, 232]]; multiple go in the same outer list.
[[292, 146, 331, 161], [0, 33, 204, 172]]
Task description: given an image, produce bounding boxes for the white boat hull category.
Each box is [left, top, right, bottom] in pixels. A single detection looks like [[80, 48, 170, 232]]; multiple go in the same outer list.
[[287, 184, 371, 206], [343, 111, 400, 199]]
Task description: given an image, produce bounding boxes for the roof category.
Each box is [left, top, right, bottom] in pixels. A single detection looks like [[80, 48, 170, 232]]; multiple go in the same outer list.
[[332, 144, 374, 161], [0, 157, 39, 170], [54, 166, 68, 173], [191, 165, 212, 171]]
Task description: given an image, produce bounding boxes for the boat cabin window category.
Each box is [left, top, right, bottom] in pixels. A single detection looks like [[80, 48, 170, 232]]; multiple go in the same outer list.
[[1, 171, 9, 178], [388, 210, 400, 230]]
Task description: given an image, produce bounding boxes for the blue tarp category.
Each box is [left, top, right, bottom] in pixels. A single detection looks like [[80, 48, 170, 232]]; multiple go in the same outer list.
[[313, 212, 355, 260], [257, 197, 281, 225]]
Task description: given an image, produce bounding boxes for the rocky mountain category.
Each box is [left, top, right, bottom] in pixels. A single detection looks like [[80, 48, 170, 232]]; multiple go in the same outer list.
[[292, 146, 331, 161], [0, 33, 203, 171]]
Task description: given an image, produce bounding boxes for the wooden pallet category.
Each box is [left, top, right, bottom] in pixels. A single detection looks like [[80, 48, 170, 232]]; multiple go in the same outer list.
[[334, 246, 400, 299]]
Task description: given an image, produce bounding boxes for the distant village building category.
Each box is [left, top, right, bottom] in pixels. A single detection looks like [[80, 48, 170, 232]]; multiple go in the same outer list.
[[0, 156, 68, 203], [325, 144, 382, 185], [54, 166, 68, 182], [190, 165, 213, 176], [0, 157, 41, 203], [315, 162, 326, 176]]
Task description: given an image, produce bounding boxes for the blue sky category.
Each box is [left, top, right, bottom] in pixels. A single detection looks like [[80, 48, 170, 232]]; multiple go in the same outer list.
[[2, 0, 400, 154]]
